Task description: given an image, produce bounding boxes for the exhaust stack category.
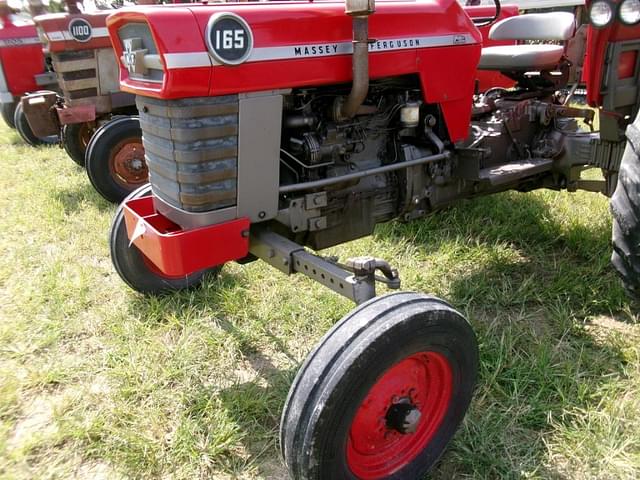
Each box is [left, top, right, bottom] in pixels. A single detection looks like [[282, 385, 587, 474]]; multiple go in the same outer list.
[[63, 0, 82, 14], [339, 0, 375, 120], [27, 0, 46, 16]]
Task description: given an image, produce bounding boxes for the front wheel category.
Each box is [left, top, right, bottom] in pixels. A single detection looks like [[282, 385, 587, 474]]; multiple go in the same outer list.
[[281, 292, 478, 480], [1, 101, 16, 129], [13, 101, 58, 146], [86, 116, 148, 203], [611, 111, 640, 301], [63, 122, 94, 167], [110, 184, 219, 294]]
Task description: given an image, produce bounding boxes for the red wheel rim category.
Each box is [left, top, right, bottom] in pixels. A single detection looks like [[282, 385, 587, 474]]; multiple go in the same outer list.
[[346, 351, 453, 479], [108, 139, 148, 189]]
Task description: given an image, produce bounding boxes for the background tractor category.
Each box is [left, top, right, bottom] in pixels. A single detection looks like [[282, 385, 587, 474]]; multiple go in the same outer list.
[[23, 0, 148, 203], [104, 0, 640, 478], [0, 0, 58, 145]]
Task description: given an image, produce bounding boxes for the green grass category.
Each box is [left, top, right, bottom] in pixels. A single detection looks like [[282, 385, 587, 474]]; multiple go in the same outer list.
[[0, 121, 638, 480]]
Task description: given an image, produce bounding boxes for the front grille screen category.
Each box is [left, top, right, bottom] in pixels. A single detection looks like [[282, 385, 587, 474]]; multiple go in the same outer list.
[[136, 95, 239, 213]]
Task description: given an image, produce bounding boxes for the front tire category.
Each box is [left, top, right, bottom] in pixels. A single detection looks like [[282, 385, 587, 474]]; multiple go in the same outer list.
[[110, 184, 218, 294], [63, 122, 93, 167], [1, 101, 16, 129], [13, 101, 58, 146], [86, 116, 147, 203], [611, 111, 640, 301], [281, 292, 478, 480]]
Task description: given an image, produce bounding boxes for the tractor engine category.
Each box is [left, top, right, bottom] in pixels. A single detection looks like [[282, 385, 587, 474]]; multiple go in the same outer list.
[[137, 78, 447, 251], [278, 81, 443, 248]]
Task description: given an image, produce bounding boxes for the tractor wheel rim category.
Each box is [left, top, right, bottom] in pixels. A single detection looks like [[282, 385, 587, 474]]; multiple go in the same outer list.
[[79, 123, 93, 149], [109, 139, 148, 188], [346, 351, 453, 479]]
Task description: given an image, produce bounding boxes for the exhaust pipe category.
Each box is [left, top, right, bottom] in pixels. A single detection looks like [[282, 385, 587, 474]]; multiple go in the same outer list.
[[27, 0, 46, 16], [63, 0, 82, 14], [339, 0, 375, 121]]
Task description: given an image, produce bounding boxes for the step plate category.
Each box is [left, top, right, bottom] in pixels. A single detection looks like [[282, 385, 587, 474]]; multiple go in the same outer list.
[[479, 158, 553, 186]]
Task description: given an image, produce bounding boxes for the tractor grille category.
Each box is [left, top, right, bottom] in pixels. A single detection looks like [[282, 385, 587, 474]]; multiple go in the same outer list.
[[51, 47, 126, 112], [136, 95, 239, 213], [51, 50, 99, 101]]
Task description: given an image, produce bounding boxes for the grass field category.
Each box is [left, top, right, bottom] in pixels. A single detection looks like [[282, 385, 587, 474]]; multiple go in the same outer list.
[[0, 121, 638, 480]]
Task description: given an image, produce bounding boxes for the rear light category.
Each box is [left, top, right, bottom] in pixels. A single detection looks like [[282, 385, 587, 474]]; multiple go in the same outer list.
[[590, 0, 615, 28], [619, 0, 640, 26]]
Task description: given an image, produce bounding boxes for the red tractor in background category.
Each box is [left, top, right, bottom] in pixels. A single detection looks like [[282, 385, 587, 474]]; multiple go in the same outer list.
[[0, 0, 58, 144], [105, 0, 639, 478], [22, 0, 150, 202]]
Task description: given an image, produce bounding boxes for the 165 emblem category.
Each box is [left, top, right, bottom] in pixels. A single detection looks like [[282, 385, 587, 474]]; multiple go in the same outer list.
[[206, 13, 253, 66]]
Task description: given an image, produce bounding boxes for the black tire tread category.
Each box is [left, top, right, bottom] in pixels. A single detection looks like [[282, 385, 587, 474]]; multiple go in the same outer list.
[[1, 101, 16, 129], [63, 122, 91, 167], [611, 116, 640, 301]]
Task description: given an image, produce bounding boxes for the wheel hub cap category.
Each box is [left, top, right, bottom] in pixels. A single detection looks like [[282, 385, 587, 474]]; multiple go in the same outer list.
[[346, 351, 453, 480], [111, 141, 148, 187], [385, 398, 421, 434]]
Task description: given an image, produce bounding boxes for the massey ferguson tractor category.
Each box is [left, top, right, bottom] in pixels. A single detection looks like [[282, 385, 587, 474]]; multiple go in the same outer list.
[[0, 0, 58, 144], [23, 0, 149, 202], [105, 0, 640, 478]]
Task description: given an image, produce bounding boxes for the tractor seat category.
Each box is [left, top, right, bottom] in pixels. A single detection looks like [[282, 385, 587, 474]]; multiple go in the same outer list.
[[478, 44, 565, 71], [478, 12, 576, 72]]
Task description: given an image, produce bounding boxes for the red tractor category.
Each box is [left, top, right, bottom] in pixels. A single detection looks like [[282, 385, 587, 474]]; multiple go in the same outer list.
[[0, 0, 58, 144], [23, 0, 147, 202], [106, 0, 640, 478]]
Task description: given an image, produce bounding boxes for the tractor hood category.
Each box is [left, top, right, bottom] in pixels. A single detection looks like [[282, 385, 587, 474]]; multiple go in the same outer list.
[[0, 18, 44, 98], [106, 1, 483, 103], [35, 11, 112, 53]]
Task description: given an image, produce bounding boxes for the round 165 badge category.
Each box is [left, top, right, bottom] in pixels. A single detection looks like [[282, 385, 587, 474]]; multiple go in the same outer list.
[[206, 13, 253, 65]]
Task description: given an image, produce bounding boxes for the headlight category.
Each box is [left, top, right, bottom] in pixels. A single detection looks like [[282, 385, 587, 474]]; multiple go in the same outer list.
[[619, 0, 640, 26], [590, 0, 614, 28]]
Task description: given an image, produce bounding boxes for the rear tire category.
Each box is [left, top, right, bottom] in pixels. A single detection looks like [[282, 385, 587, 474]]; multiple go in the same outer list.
[[13, 101, 58, 146], [63, 122, 93, 167], [86, 116, 147, 203], [281, 292, 478, 480], [611, 111, 640, 301], [1, 101, 16, 129], [110, 184, 219, 294]]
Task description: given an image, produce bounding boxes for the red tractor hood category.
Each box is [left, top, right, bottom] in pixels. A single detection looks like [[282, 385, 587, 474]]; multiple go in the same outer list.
[[106, 0, 483, 141], [35, 11, 112, 53], [0, 19, 44, 97]]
